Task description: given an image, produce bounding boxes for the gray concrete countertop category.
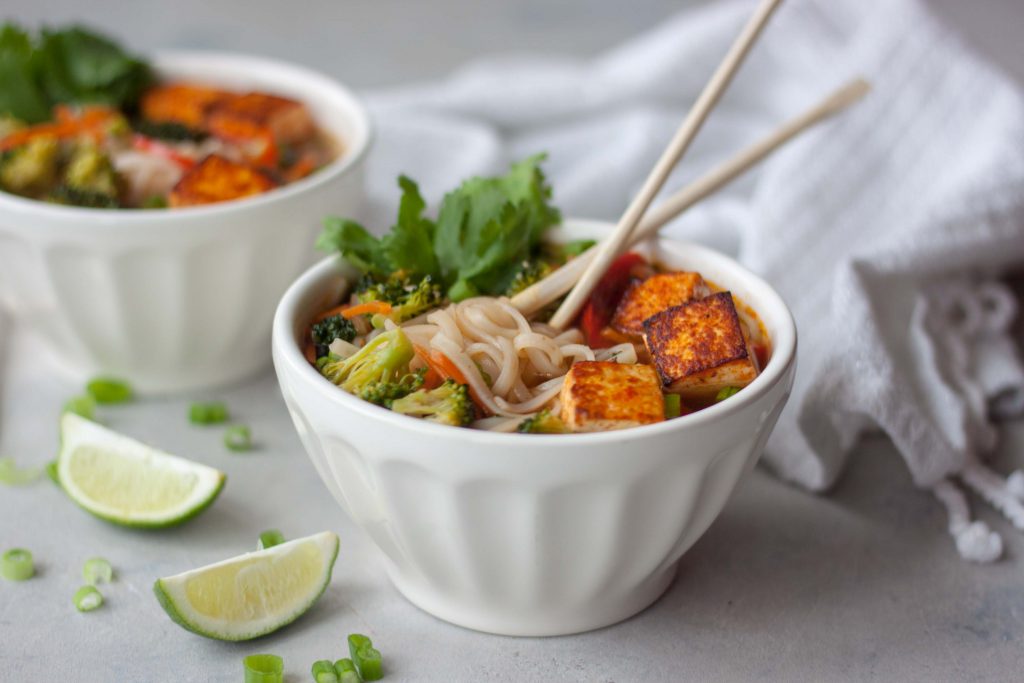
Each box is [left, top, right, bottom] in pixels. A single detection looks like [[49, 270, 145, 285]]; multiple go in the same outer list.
[[2, 1, 1023, 681]]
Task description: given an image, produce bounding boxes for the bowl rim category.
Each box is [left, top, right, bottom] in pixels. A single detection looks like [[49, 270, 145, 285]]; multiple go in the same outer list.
[[273, 218, 797, 446], [0, 49, 372, 223]]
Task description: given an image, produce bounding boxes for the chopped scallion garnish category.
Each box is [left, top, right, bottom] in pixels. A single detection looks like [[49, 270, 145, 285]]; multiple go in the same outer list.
[[715, 386, 741, 402], [334, 659, 360, 683], [664, 394, 681, 419], [0, 457, 42, 486], [244, 654, 284, 683], [1, 548, 34, 581], [63, 394, 97, 420], [73, 585, 103, 612], [224, 425, 253, 452], [86, 377, 133, 404], [312, 660, 339, 683], [83, 557, 114, 585], [258, 530, 285, 550], [45, 460, 59, 485], [348, 634, 383, 681], [189, 401, 229, 425]]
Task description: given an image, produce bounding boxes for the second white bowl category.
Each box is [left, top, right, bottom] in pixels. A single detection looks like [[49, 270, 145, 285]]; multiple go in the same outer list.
[[0, 51, 371, 393]]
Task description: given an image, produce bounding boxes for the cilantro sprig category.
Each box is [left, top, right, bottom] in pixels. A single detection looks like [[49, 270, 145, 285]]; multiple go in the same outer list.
[[0, 23, 152, 124], [316, 154, 561, 302]]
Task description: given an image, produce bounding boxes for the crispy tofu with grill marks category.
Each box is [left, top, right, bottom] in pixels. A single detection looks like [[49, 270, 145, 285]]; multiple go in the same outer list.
[[168, 154, 278, 207], [643, 291, 758, 400], [204, 93, 315, 144], [611, 272, 710, 338], [140, 84, 229, 128], [559, 361, 665, 432]]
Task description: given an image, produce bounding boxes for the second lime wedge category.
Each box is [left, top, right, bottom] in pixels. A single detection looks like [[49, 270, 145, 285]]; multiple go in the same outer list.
[[57, 413, 225, 528]]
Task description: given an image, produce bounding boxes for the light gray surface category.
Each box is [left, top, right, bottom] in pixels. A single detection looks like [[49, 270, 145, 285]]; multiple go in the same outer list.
[[2, 1, 1024, 681]]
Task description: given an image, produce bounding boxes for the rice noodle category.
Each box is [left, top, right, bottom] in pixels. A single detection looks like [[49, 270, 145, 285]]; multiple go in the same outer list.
[[355, 296, 639, 422]]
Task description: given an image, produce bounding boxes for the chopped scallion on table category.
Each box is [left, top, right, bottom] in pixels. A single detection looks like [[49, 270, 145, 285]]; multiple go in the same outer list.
[[715, 386, 741, 402], [244, 654, 284, 683], [664, 394, 682, 419], [1, 548, 34, 581], [334, 659, 361, 683], [189, 401, 229, 425], [312, 660, 339, 683], [86, 377, 133, 404], [83, 557, 114, 585], [63, 394, 97, 420], [0, 457, 42, 486], [45, 460, 59, 485], [73, 585, 103, 612], [348, 634, 383, 681], [224, 425, 253, 452], [258, 530, 285, 550]]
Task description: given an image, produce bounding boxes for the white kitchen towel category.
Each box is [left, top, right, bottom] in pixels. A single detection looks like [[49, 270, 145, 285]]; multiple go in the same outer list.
[[361, 0, 1024, 558]]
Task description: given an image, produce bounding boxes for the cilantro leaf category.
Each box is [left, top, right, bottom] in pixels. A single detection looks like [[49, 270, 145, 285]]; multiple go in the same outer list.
[[317, 217, 390, 276], [317, 154, 561, 302], [380, 176, 440, 279], [0, 23, 152, 124]]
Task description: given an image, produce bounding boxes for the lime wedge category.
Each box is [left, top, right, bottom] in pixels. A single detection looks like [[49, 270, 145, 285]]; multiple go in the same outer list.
[[154, 531, 339, 641], [57, 413, 225, 528]]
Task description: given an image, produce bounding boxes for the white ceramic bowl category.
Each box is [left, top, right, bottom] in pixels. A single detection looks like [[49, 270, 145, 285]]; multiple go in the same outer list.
[[0, 51, 371, 393], [272, 220, 797, 636]]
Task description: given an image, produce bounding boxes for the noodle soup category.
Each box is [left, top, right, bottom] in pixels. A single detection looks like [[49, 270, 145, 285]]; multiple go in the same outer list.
[[308, 156, 770, 434], [0, 25, 339, 209]]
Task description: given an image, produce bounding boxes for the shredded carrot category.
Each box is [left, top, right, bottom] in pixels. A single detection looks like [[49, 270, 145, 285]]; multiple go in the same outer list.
[[340, 301, 393, 319], [303, 341, 317, 364], [312, 305, 348, 323], [413, 344, 489, 416], [0, 106, 120, 151], [283, 152, 318, 182]]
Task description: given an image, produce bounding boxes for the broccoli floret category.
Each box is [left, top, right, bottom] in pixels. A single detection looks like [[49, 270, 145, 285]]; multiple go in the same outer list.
[[319, 328, 414, 396], [516, 409, 569, 434], [504, 258, 554, 297], [358, 367, 426, 408], [48, 185, 120, 208], [391, 379, 474, 427], [311, 314, 356, 358], [64, 142, 119, 197], [133, 119, 206, 142], [357, 274, 443, 322], [0, 137, 59, 197]]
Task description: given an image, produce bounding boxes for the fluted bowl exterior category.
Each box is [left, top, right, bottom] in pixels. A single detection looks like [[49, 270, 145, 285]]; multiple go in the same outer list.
[[272, 220, 797, 636], [0, 52, 371, 393]]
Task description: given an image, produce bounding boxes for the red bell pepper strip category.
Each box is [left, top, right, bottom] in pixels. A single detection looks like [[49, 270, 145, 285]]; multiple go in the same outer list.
[[578, 252, 647, 347]]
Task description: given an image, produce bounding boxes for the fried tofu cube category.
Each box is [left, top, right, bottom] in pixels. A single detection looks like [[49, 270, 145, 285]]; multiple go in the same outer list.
[[168, 154, 278, 207], [559, 361, 665, 432], [643, 291, 758, 400], [140, 84, 229, 128], [611, 272, 710, 337], [204, 93, 315, 144]]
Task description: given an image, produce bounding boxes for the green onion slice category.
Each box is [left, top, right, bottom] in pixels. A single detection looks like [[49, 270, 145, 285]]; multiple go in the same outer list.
[[86, 377, 133, 404], [0, 457, 42, 486], [83, 557, 114, 585], [334, 659, 359, 683], [244, 654, 284, 683], [63, 394, 97, 420], [73, 585, 103, 612], [189, 401, 229, 425], [715, 386, 741, 402], [348, 633, 383, 681], [258, 529, 285, 550], [224, 425, 253, 452], [1, 548, 34, 581], [312, 660, 339, 683], [45, 460, 59, 485], [664, 394, 681, 419]]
